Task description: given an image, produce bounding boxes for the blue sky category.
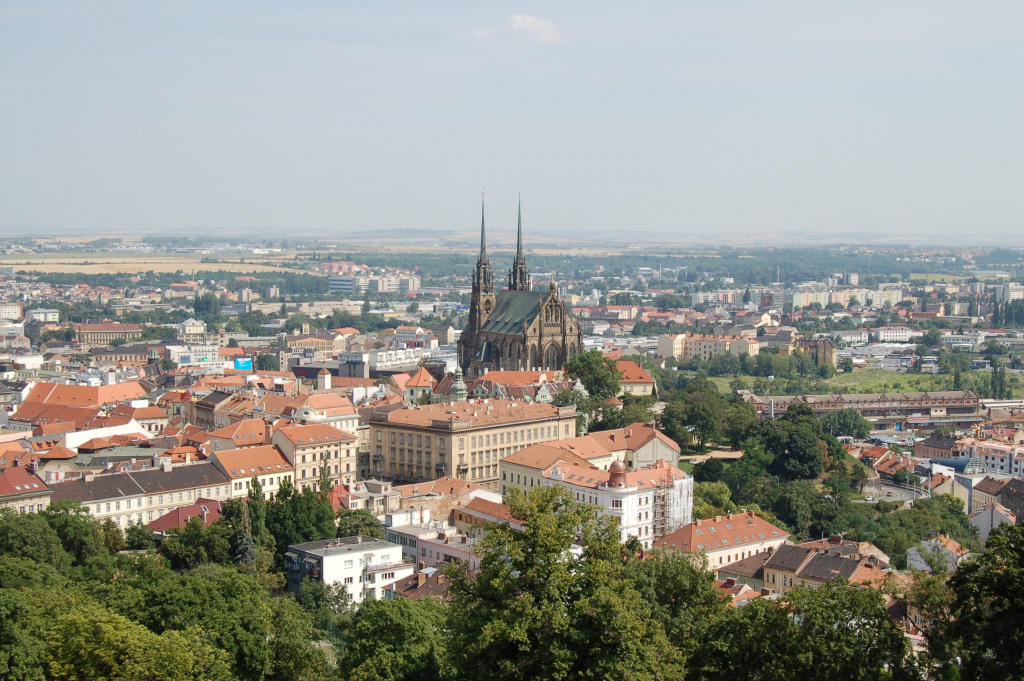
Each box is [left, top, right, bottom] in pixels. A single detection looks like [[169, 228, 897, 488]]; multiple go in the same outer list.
[[1, 1, 1022, 243]]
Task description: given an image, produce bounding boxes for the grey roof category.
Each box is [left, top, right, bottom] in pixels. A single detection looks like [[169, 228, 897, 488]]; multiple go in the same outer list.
[[918, 435, 958, 451], [50, 462, 230, 504], [290, 535, 397, 558], [719, 552, 769, 579], [763, 544, 813, 572], [479, 291, 544, 335], [797, 552, 860, 582]]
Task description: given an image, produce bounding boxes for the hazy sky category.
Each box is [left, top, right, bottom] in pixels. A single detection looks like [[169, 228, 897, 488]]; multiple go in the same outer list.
[[1, 1, 1022, 242]]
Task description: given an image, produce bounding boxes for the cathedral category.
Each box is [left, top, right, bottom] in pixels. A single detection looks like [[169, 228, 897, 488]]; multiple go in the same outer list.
[[458, 195, 583, 378]]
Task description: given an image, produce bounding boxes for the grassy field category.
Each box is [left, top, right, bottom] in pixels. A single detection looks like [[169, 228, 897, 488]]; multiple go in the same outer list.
[[694, 368, 949, 395], [909, 272, 970, 283], [0, 252, 312, 274], [826, 368, 949, 393]]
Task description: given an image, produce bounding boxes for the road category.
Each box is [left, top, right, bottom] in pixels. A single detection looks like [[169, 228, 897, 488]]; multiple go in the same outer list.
[[857, 479, 927, 504]]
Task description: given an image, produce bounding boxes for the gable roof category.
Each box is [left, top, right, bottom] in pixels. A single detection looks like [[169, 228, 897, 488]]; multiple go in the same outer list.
[[0, 466, 49, 498], [502, 443, 593, 471], [406, 367, 436, 389], [147, 498, 224, 531], [275, 423, 356, 446], [211, 445, 294, 480], [49, 462, 230, 503], [616, 360, 655, 384], [24, 381, 147, 407], [208, 419, 267, 446], [480, 290, 545, 335], [654, 511, 789, 554]]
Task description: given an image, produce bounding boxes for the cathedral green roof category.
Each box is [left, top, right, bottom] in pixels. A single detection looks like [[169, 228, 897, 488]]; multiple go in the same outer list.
[[479, 291, 545, 335]]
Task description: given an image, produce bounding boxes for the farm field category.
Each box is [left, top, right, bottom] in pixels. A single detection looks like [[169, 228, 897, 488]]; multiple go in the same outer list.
[[0, 252, 313, 275]]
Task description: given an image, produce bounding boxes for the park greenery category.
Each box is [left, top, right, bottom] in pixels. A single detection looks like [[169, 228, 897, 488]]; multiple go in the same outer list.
[[0, 471, 1018, 679]]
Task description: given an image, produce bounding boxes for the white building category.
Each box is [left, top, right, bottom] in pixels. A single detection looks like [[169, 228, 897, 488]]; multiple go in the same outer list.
[[0, 303, 22, 321], [969, 503, 1016, 542], [285, 536, 415, 603], [994, 283, 1024, 304], [542, 459, 693, 550], [875, 326, 921, 343], [27, 308, 60, 323], [166, 344, 225, 369]]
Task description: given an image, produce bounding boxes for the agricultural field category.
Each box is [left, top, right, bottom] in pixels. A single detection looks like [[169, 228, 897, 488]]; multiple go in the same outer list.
[[0, 252, 311, 275]]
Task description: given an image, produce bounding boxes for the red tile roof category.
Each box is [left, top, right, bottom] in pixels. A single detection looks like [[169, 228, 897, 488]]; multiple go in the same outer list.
[[0, 466, 49, 498], [616, 360, 655, 384], [654, 511, 789, 554]]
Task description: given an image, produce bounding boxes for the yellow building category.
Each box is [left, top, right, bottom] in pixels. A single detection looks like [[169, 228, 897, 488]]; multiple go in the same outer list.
[[368, 399, 578, 491]]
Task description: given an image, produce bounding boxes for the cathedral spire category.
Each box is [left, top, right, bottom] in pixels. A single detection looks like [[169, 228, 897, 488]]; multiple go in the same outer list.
[[516, 192, 523, 257], [479, 191, 487, 259], [508, 192, 531, 291]]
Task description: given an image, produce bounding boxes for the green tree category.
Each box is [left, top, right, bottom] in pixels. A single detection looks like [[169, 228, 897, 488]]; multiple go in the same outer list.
[[945, 523, 1024, 679], [820, 408, 872, 439], [697, 582, 916, 681], [564, 349, 623, 401], [0, 589, 45, 681], [124, 521, 156, 551], [40, 501, 108, 566], [446, 486, 681, 680], [45, 600, 233, 681], [266, 597, 332, 681], [255, 352, 280, 371], [341, 597, 449, 681], [838, 357, 854, 373], [0, 510, 72, 572], [625, 551, 728, 668], [692, 457, 725, 483], [337, 508, 385, 539]]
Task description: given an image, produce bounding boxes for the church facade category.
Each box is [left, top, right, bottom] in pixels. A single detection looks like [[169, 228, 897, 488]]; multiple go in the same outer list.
[[458, 196, 583, 378]]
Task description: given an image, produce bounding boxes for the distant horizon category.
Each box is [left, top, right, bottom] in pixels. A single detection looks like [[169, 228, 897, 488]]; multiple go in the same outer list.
[[2, 226, 1023, 249]]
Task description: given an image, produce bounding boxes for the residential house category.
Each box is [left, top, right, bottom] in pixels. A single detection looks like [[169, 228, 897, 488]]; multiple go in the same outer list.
[[0, 465, 51, 513], [207, 419, 270, 453], [654, 511, 789, 569], [616, 360, 656, 397], [209, 445, 294, 499], [285, 536, 414, 604], [273, 423, 358, 491], [49, 462, 232, 528], [761, 544, 888, 594], [969, 503, 1016, 542], [147, 498, 225, 532], [970, 477, 1009, 514], [907, 534, 973, 574], [997, 478, 1024, 525]]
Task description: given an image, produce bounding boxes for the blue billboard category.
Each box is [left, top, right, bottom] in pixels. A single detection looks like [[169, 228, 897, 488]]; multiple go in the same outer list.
[[234, 357, 253, 371]]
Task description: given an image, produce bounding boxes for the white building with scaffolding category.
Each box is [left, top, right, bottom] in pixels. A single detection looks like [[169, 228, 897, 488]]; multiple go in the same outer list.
[[543, 459, 692, 550]]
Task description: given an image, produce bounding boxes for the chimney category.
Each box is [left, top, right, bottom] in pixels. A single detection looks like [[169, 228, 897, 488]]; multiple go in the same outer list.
[[418, 561, 425, 570], [417, 573, 427, 586], [761, 588, 772, 596], [436, 574, 445, 585]]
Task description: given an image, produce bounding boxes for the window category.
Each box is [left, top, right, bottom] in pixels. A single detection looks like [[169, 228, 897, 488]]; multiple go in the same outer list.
[[344, 577, 354, 584], [344, 560, 354, 567], [382, 572, 395, 580], [611, 500, 622, 508]]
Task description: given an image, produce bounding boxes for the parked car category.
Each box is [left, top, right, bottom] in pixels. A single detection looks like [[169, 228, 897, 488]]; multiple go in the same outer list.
[[885, 492, 893, 497], [864, 496, 875, 502]]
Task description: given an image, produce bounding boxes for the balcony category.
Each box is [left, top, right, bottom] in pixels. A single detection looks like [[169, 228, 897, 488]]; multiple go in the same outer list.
[[364, 558, 414, 573]]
